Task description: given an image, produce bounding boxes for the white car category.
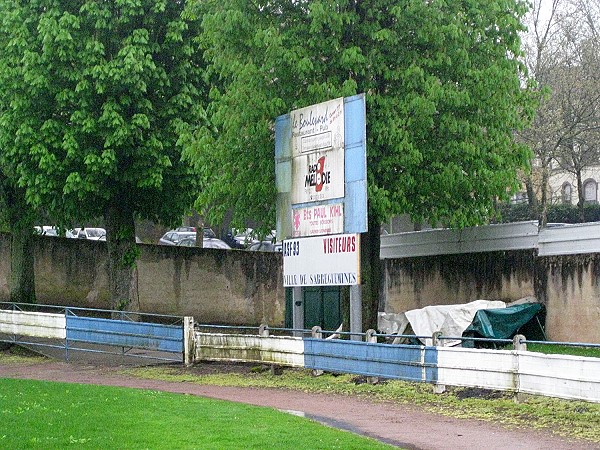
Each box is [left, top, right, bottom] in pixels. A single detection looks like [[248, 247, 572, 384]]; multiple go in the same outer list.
[[34, 226, 59, 236], [71, 227, 106, 240]]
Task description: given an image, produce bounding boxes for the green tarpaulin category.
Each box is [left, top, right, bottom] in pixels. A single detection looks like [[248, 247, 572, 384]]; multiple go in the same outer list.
[[462, 303, 546, 348]]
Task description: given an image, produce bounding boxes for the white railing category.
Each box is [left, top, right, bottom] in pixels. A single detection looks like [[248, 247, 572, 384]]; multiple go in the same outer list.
[[518, 351, 600, 402], [195, 332, 305, 367], [436, 346, 600, 402], [0, 310, 66, 339], [381, 221, 600, 258], [380, 221, 539, 258], [538, 222, 600, 256]]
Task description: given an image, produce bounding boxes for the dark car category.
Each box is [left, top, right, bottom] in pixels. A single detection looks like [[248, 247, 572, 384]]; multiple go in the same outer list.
[[177, 236, 231, 249], [248, 241, 282, 252]]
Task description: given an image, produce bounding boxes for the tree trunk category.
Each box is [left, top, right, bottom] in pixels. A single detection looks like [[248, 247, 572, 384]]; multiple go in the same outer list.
[[7, 187, 35, 304], [524, 175, 538, 211], [9, 219, 36, 304], [576, 170, 585, 223], [360, 214, 382, 331], [538, 167, 550, 227], [104, 204, 139, 314]]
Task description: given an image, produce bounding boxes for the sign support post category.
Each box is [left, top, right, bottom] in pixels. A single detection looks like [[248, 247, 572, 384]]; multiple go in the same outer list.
[[292, 286, 304, 337], [350, 284, 362, 341]]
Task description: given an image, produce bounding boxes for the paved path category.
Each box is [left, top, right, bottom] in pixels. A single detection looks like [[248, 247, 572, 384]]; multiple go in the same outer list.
[[0, 361, 598, 450]]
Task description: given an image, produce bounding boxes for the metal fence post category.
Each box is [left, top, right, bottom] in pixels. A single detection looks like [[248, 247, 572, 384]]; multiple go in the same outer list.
[[432, 331, 445, 394], [65, 308, 70, 362], [513, 334, 527, 351], [512, 334, 526, 402], [366, 329, 379, 384], [259, 324, 269, 337], [311, 326, 324, 376], [183, 316, 195, 367]]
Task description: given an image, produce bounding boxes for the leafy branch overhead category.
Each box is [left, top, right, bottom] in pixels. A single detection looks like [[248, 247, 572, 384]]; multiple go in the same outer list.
[[191, 0, 537, 230]]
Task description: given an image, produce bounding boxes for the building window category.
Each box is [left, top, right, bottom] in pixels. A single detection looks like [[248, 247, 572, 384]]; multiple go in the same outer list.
[[561, 183, 572, 204], [583, 179, 597, 203]]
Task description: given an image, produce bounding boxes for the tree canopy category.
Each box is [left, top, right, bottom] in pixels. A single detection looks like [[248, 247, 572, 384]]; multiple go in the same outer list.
[[0, 0, 205, 227], [191, 0, 536, 231], [0, 0, 208, 308]]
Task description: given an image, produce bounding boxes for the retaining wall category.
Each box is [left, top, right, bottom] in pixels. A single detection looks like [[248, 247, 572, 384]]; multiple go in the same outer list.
[[381, 222, 600, 343], [0, 233, 284, 327]]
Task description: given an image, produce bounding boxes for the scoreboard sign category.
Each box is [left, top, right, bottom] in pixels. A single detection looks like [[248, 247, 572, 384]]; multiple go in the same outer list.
[[290, 98, 345, 204], [283, 234, 360, 287]]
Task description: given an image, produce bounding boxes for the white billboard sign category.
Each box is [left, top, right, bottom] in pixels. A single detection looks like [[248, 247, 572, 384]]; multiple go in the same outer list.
[[292, 203, 344, 237], [283, 234, 360, 287], [291, 98, 345, 204]]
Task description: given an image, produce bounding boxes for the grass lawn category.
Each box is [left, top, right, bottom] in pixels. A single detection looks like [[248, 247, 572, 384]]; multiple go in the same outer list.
[[124, 364, 600, 444], [526, 343, 600, 358], [0, 378, 396, 450]]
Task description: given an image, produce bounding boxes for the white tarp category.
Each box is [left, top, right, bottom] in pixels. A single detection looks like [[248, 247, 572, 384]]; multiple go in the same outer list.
[[378, 300, 507, 346]]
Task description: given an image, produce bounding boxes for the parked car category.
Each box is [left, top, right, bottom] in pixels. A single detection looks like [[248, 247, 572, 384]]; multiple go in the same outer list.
[[70, 227, 106, 240], [96, 234, 143, 243], [174, 226, 217, 238], [221, 231, 247, 249], [177, 236, 231, 249], [232, 228, 276, 248], [158, 230, 196, 245], [232, 228, 259, 247], [34, 226, 60, 236], [248, 241, 282, 252]]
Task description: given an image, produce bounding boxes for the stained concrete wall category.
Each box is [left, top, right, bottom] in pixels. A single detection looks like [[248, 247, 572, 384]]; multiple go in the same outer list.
[[382, 249, 600, 343], [537, 255, 600, 343], [0, 233, 284, 326]]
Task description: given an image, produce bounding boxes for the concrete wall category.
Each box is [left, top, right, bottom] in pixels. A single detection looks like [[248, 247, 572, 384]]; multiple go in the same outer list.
[[538, 254, 600, 343], [383, 250, 536, 312], [382, 250, 600, 343], [0, 233, 284, 326]]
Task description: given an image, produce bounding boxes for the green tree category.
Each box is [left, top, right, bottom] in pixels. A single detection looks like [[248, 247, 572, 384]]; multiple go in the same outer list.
[[192, 0, 536, 330], [0, 0, 206, 310]]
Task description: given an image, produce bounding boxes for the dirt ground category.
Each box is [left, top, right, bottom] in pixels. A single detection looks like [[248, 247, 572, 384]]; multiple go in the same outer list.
[[1, 356, 598, 450]]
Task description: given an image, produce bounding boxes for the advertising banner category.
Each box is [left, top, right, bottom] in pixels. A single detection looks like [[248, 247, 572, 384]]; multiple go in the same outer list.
[[283, 234, 360, 287], [290, 98, 345, 204], [292, 203, 344, 237]]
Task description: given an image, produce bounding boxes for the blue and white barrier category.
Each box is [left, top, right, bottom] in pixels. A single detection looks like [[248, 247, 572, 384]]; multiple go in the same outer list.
[[194, 327, 600, 404], [0, 305, 189, 363], [2, 305, 599, 404]]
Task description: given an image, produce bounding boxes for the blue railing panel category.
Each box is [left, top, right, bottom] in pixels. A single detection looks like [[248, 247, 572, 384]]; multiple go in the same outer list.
[[425, 347, 438, 382], [66, 316, 183, 353], [304, 339, 438, 382]]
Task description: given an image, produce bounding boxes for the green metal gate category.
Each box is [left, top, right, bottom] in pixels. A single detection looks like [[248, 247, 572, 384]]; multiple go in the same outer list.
[[285, 287, 341, 330]]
